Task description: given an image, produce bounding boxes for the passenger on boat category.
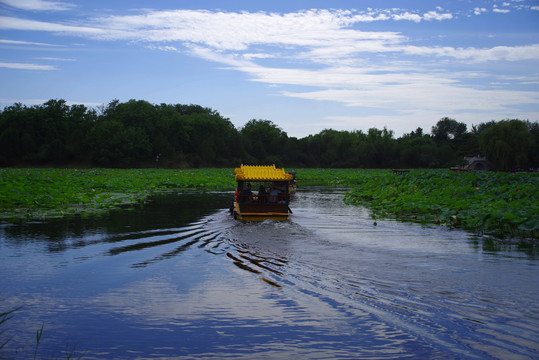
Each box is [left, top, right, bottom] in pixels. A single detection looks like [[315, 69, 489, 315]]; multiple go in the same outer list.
[[269, 185, 280, 204], [241, 183, 253, 203], [258, 185, 267, 203]]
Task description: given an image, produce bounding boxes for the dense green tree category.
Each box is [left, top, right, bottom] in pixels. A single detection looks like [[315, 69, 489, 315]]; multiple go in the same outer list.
[[87, 120, 125, 166], [1, 98, 537, 169], [364, 127, 396, 168], [431, 117, 467, 143], [87, 120, 152, 167], [183, 111, 240, 166], [397, 128, 438, 168], [0, 103, 36, 164], [0, 100, 95, 165], [429, 117, 470, 166], [479, 119, 536, 170], [524, 120, 539, 168], [240, 119, 288, 164]]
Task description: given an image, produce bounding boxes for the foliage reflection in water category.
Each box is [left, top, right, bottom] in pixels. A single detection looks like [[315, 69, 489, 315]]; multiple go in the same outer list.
[[0, 189, 538, 359]]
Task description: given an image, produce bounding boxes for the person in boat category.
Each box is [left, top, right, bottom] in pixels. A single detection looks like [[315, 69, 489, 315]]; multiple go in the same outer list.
[[269, 184, 281, 204], [258, 185, 267, 203], [241, 183, 253, 203]]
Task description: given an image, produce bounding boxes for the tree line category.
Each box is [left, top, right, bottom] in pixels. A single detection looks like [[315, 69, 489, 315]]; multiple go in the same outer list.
[[0, 99, 537, 170]]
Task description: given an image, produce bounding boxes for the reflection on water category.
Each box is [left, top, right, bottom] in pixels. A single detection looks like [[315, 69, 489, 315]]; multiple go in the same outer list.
[[1, 189, 538, 359]]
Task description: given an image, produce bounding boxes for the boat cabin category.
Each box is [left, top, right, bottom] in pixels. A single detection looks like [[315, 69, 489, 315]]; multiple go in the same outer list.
[[232, 165, 294, 221]]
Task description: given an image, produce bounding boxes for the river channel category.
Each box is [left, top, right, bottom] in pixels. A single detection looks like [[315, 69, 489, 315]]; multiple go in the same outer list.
[[1, 188, 538, 359]]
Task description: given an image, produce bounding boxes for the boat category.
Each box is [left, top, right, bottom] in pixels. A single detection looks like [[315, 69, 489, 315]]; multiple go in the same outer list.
[[232, 164, 293, 221]]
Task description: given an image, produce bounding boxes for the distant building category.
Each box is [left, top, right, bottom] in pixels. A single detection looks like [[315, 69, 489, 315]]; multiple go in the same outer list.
[[451, 155, 495, 171]]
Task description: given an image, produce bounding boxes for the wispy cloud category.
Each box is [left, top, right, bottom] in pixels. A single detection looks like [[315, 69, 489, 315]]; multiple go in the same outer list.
[[36, 56, 75, 61], [0, 0, 75, 11], [473, 7, 488, 15], [0, 16, 105, 35], [0, 39, 64, 46], [281, 83, 539, 112], [0, 98, 103, 108], [3, 8, 532, 64], [423, 10, 453, 21], [1, 6, 537, 123], [399, 44, 539, 62], [0, 62, 57, 70]]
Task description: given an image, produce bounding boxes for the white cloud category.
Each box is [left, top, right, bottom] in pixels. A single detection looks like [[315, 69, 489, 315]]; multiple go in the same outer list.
[[86, 9, 406, 51], [4, 8, 531, 66], [0, 8, 448, 51], [146, 44, 178, 52], [391, 12, 422, 22], [474, 8, 488, 15], [0, 39, 64, 46], [36, 56, 75, 61], [192, 50, 539, 119], [0, 0, 75, 11], [0, 16, 106, 36], [281, 83, 538, 112], [349, 12, 391, 22], [423, 11, 453, 21], [0, 98, 104, 108], [1, 6, 537, 128], [400, 44, 539, 62], [318, 106, 539, 137], [234, 64, 457, 90], [492, 4, 511, 14], [0, 62, 57, 70]]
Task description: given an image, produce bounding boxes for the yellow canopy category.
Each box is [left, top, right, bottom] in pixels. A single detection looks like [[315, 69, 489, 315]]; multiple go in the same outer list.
[[235, 164, 293, 182]]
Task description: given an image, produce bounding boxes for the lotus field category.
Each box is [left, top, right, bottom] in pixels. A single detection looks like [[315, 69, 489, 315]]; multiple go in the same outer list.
[[0, 168, 236, 220], [0, 168, 537, 239]]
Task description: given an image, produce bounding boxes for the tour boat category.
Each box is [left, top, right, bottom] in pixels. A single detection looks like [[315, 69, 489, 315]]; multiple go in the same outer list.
[[232, 164, 293, 221]]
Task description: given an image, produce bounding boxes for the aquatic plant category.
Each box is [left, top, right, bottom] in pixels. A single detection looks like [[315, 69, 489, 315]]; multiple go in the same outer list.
[[0, 302, 19, 354], [343, 169, 539, 240], [0, 304, 82, 360], [1, 168, 537, 239], [0, 168, 236, 221], [34, 324, 43, 360]]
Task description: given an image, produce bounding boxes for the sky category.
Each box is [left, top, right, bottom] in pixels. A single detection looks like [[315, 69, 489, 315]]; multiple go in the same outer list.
[[1, 0, 538, 138]]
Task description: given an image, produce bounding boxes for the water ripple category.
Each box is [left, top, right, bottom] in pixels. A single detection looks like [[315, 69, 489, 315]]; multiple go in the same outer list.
[[2, 189, 538, 359]]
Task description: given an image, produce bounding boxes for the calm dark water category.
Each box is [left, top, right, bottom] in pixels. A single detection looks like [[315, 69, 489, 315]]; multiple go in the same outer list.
[[1, 188, 538, 359]]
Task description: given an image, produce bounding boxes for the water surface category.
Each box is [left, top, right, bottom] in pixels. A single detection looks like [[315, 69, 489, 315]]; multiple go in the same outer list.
[[1, 188, 537, 359]]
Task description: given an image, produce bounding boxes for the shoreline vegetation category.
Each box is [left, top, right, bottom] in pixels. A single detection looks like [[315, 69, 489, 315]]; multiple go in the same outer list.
[[1, 99, 538, 171], [0, 168, 537, 241]]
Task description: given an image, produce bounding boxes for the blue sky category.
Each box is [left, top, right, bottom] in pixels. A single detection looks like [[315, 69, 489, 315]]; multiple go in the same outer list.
[[1, 0, 538, 138]]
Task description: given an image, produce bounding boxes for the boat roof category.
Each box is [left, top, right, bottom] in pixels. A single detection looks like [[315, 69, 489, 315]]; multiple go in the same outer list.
[[235, 164, 293, 182]]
